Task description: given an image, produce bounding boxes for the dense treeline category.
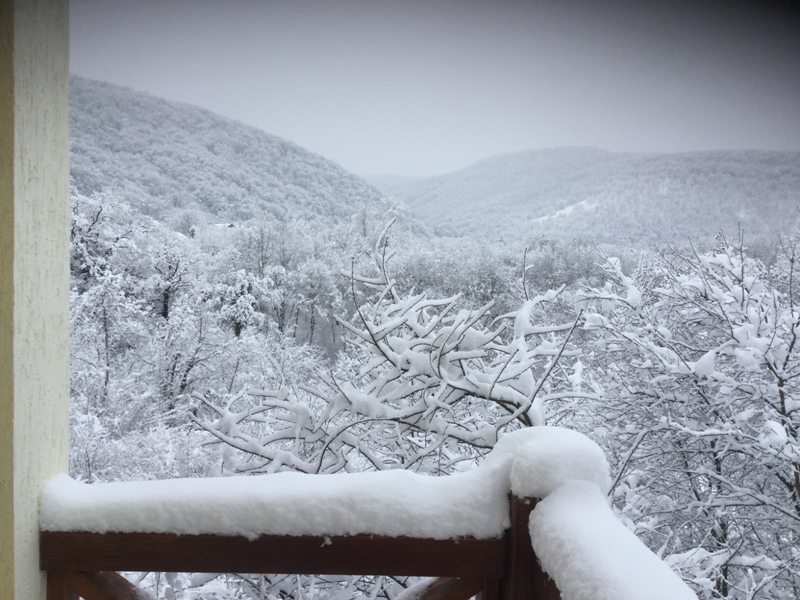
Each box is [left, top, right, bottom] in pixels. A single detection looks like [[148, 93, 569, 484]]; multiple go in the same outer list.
[[71, 192, 798, 600]]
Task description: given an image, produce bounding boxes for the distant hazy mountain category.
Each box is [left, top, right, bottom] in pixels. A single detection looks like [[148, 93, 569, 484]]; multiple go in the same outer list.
[[70, 76, 382, 227], [378, 147, 800, 245]]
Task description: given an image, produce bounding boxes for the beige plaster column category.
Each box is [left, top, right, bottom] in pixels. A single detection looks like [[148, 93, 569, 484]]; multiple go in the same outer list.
[[0, 0, 70, 598]]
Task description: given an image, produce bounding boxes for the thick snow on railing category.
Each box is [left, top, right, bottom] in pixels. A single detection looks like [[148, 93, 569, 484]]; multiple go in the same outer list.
[[41, 427, 696, 600]]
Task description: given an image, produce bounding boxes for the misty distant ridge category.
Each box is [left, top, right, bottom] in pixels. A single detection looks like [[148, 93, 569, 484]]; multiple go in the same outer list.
[[376, 146, 800, 245], [71, 76, 799, 246]]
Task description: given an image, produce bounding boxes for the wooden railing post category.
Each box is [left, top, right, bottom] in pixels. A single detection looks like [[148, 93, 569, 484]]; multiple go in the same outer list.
[[46, 571, 78, 600], [480, 576, 501, 600], [502, 496, 560, 600]]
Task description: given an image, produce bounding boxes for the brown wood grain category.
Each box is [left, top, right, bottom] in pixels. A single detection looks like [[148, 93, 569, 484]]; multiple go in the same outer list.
[[46, 571, 79, 600], [501, 496, 536, 600], [501, 496, 561, 600], [63, 572, 117, 600], [480, 576, 501, 600], [40, 531, 506, 577], [418, 577, 485, 600], [80, 571, 145, 600]]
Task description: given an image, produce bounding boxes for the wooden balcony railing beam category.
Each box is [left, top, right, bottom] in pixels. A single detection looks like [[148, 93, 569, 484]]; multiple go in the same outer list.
[[41, 495, 562, 599], [418, 577, 487, 600], [40, 531, 507, 578]]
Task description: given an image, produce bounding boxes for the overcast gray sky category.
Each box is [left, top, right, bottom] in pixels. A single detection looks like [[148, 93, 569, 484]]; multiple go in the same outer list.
[[70, 0, 800, 178]]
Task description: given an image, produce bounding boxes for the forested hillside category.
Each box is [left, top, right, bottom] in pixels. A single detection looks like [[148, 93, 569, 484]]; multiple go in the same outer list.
[[70, 76, 383, 228], [70, 197, 800, 599], [68, 80, 799, 599], [380, 147, 800, 245]]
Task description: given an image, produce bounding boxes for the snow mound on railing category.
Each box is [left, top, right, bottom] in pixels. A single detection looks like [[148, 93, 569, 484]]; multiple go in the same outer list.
[[41, 426, 601, 539], [530, 480, 697, 600], [496, 428, 695, 599], [506, 426, 610, 497], [40, 466, 508, 540]]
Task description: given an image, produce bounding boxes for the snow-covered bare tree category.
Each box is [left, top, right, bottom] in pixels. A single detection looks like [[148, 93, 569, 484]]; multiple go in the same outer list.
[[186, 221, 596, 599], [193, 222, 596, 475], [578, 238, 800, 600]]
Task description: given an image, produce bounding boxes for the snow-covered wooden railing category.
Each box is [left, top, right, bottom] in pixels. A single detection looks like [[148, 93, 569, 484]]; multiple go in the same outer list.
[[39, 428, 698, 600], [39, 495, 553, 600]]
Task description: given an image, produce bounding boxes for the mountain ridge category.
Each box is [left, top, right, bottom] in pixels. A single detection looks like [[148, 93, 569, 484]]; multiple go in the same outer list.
[[377, 146, 800, 245], [71, 76, 800, 247], [70, 76, 383, 229]]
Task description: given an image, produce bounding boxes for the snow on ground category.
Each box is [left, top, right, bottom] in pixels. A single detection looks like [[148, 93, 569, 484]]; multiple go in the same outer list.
[[530, 198, 598, 224], [41, 425, 696, 599]]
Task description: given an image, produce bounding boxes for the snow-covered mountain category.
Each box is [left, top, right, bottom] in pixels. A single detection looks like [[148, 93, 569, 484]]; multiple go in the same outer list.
[[71, 76, 799, 247], [379, 147, 800, 245], [70, 76, 383, 228]]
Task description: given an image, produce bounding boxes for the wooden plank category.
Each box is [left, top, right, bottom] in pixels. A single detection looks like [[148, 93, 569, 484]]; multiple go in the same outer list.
[[46, 571, 79, 600], [480, 577, 501, 600], [81, 572, 145, 600], [501, 496, 536, 600], [419, 577, 484, 600], [502, 496, 561, 600], [41, 531, 506, 577], [419, 577, 464, 600], [63, 572, 118, 600]]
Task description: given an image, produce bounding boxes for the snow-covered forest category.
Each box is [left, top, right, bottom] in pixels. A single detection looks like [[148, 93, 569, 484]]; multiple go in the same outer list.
[[69, 78, 800, 600]]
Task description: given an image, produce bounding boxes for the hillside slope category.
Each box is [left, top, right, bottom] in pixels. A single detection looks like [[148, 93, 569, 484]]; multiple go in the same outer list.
[[70, 76, 382, 227], [381, 148, 800, 245]]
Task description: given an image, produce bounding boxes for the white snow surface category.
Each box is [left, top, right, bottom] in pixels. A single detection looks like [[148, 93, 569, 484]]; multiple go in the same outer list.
[[41, 426, 605, 539], [530, 480, 697, 600], [509, 426, 610, 497], [41, 466, 508, 540]]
